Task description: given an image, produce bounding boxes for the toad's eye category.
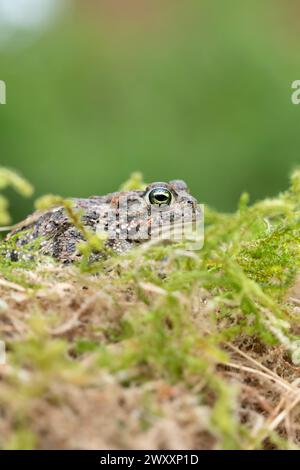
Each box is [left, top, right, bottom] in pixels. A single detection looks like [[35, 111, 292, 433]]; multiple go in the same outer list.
[[148, 188, 172, 206]]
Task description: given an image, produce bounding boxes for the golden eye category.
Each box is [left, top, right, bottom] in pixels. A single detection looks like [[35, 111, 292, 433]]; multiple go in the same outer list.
[[148, 188, 172, 205]]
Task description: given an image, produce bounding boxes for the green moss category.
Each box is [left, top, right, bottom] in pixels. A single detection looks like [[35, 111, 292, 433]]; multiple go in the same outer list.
[[0, 168, 33, 225], [0, 229, 45, 288], [5, 430, 37, 451]]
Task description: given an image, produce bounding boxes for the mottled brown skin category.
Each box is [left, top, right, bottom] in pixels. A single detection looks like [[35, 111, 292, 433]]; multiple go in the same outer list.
[[5, 180, 200, 264]]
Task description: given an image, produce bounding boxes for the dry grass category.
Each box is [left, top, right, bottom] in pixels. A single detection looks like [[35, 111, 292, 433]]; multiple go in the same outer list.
[[0, 258, 299, 450]]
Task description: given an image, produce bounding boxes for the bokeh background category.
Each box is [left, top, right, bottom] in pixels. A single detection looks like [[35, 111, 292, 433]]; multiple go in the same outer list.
[[0, 0, 300, 221]]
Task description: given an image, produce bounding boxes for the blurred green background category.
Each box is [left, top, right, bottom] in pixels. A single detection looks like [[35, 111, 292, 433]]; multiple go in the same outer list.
[[0, 0, 300, 221]]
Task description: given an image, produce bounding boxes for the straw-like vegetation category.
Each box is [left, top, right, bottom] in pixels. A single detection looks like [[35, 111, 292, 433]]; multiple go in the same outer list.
[[0, 169, 300, 449]]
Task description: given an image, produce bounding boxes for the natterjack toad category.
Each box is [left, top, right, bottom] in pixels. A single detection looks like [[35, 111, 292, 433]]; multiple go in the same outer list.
[[5, 180, 201, 263]]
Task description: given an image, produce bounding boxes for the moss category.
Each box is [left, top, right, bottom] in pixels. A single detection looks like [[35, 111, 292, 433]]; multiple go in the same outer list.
[[0, 168, 33, 225], [5, 430, 37, 451]]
